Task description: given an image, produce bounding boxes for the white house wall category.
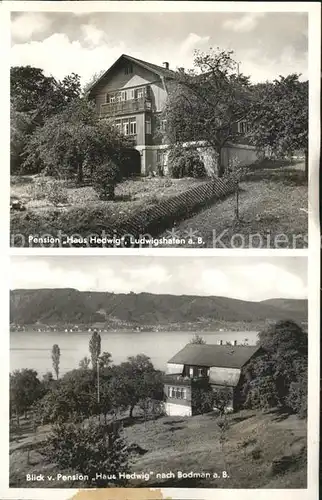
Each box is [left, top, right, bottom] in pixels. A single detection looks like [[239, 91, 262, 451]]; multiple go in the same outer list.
[[166, 363, 184, 375], [209, 366, 241, 387], [165, 402, 192, 417], [222, 143, 261, 167]]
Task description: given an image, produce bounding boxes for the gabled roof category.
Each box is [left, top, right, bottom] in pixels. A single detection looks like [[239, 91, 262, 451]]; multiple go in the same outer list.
[[167, 344, 260, 370], [87, 54, 175, 96]]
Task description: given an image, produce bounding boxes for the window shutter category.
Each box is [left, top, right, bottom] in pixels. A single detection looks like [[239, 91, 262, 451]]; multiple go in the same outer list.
[[146, 85, 151, 98]]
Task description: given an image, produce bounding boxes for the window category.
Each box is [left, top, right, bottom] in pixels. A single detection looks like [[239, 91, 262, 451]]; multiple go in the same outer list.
[[121, 117, 136, 136], [167, 386, 187, 400], [109, 94, 116, 103], [135, 88, 144, 100], [120, 91, 127, 102], [145, 117, 151, 134], [198, 368, 203, 377], [129, 117, 137, 135], [124, 64, 133, 75], [189, 367, 194, 378], [123, 120, 129, 135], [238, 120, 251, 134], [114, 119, 122, 133]]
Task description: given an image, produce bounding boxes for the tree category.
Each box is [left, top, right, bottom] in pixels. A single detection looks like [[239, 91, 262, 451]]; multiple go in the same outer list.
[[11, 66, 81, 117], [10, 369, 43, 425], [82, 69, 105, 95], [191, 384, 215, 415], [79, 356, 91, 370], [34, 368, 98, 424], [108, 355, 164, 418], [11, 66, 81, 175], [212, 386, 233, 416], [189, 334, 206, 345], [10, 105, 35, 174], [43, 420, 130, 487], [51, 344, 61, 380], [243, 320, 308, 413], [248, 74, 308, 177], [163, 48, 252, 176], [23, 99, 132, 183], [98, 351, 113, 369], [89, 330, 101, 369]]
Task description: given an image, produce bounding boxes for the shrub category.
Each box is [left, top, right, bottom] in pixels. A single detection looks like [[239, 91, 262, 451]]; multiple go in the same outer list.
[[26, 177, 69, 205], [286, 376, 307, 419], [245, 376, 280, 410], [192, 385, 215, 415], [168, 147, 207, 179], [47, 182, 69, 205], [92, 160, 122, 201], [43, 420, 130, 486]]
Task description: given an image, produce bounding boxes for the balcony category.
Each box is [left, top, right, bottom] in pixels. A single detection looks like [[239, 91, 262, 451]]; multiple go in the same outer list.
[[163, 373, 209, 386], [100, 98, 152, 117]]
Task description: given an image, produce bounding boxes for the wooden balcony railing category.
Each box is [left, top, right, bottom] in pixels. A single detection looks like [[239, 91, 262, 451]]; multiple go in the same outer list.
[[163, 373, 209, 386], [100, 98, 152, 117]]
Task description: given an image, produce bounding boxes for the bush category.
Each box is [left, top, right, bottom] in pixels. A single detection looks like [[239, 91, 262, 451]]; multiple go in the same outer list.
[[92, 160, 122, 201], [245, 376, 280, 410], [168, 147, 207, 179], [26, 177, 68, 205], [192, 385, 215, 415], [43, 420, 130, 486], [286, 376, 307, 419]]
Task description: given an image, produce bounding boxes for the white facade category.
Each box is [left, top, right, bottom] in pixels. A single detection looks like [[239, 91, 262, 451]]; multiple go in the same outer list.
[[165, 402, 192, 417]]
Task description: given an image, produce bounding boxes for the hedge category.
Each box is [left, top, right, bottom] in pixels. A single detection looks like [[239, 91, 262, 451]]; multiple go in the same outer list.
[[11, 177, 236, 247]]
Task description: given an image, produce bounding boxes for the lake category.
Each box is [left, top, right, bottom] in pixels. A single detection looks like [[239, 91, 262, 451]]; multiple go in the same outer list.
[[10, 330, 259, 376]]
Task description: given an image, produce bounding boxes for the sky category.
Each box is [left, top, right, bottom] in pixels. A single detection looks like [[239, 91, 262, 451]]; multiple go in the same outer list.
[[10, 11, 308, 86], [10, 256, 307, 302]]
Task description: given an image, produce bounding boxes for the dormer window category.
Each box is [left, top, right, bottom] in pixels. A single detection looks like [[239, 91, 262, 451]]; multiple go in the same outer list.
[[237, 120, 251, 134], [124, 64, 133, 75]]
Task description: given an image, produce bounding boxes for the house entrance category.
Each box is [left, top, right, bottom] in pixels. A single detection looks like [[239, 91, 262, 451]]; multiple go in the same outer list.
[[119, 149, 141, 177]]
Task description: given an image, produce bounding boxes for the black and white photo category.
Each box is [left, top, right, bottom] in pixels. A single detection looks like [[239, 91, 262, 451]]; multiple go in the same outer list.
[[10, 256, 308, 489], [10, 9, 309, 248]]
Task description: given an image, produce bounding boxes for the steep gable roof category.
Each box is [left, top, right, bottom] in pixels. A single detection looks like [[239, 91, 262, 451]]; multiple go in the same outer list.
[[167, 343, 260, 369], [87, 54, 175, 96]]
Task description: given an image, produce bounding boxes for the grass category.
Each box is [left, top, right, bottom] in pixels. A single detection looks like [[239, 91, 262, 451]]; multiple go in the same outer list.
[[159, 161, 308, 248], [11, 160, 308, 248], [11, 174, 210, 247], [9, 409, 307, 489], [11, 175, 205, 212]]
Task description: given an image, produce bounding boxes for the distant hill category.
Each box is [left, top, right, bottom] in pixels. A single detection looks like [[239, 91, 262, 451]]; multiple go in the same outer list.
[[10, 289, 308, 328]]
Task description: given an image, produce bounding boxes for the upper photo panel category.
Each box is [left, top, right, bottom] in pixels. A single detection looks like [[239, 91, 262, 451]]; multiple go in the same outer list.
[[10, 11, 309, 249]]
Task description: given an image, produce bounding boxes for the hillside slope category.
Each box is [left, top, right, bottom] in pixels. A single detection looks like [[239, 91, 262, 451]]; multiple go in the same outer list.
[[10, 289, 307, 327]]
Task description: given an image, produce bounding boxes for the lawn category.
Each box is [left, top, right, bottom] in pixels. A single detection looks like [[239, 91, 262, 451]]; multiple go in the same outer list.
[[10, 161, 307, 248], [11, 175, 213, 247], [159, 161, 308, 248], [9, 409, 306, 489], [11, 175, 205, 212]]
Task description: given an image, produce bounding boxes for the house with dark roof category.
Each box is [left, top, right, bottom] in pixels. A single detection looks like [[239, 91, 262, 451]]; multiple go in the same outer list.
[[87, 54, 259, 176], [164, 343, 261, 417]]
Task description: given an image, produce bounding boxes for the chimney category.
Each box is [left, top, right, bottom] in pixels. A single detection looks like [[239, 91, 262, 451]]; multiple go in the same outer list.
[[233, 340, 238, 346], [163, 61, 169, 70]]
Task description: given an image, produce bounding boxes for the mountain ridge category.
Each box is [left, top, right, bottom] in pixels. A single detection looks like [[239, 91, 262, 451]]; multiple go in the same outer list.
[[10, 288, 307, 327]]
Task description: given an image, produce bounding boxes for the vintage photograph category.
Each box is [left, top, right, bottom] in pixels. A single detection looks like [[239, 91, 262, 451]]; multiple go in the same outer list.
[[10, 10, 309, 248], [10, 255, 308, 489]]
